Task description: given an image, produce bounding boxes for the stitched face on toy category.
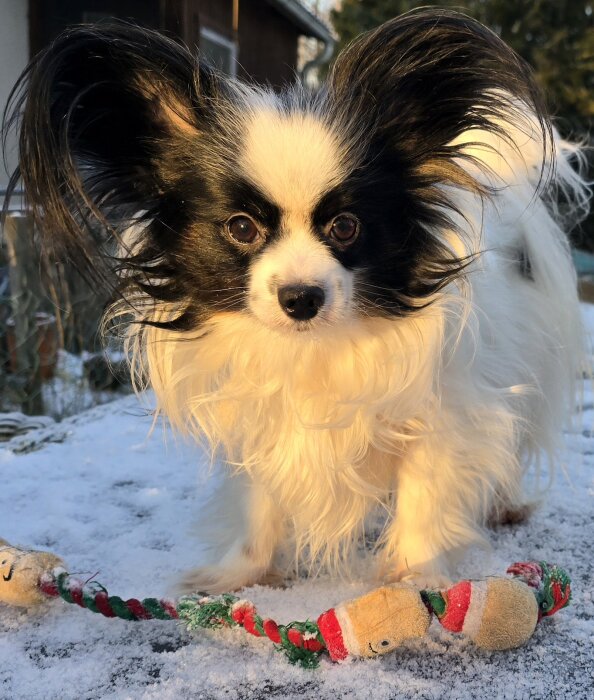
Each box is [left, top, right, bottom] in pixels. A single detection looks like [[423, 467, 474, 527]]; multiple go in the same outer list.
[[336, 584, 432, 658], [0, 545, 26, 586], [368, 635, 400, 656], [0, 540, 64, 607]]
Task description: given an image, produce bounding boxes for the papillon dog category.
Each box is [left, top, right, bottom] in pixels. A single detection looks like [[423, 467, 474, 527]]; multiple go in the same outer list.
[[3, 9, 590, 592]]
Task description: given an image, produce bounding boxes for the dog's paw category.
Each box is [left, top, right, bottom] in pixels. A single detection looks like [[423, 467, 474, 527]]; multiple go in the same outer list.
[[256, 568, 288, 589], [379, 556, 453, 591], [396, 569, 453, 591], [176, 566, 234, 595], [176, 564, 285, 595]]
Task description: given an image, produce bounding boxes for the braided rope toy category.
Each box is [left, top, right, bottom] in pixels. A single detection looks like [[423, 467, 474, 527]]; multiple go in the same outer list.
[[0, 538, 571, 668]]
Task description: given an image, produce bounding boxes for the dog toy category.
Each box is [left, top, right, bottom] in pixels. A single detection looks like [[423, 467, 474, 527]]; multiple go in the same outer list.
[[0, 538, 571, 668]]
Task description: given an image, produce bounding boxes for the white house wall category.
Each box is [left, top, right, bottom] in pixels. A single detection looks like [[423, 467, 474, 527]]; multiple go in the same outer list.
[[0, 0, 29, 190]]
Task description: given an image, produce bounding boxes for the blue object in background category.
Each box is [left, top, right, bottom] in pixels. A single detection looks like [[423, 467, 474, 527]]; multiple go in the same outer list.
[[572, 249, 594, 277]]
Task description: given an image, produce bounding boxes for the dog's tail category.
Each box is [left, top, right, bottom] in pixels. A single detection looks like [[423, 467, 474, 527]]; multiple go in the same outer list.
[[454, 108, 590, 468]]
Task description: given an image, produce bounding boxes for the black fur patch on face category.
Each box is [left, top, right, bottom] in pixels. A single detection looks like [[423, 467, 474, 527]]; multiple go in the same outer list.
[[128, 167, 283, 330], [312, 146, 472, 317]]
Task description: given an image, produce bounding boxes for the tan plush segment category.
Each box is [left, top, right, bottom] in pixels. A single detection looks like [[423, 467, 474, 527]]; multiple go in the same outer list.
[[0, 539, 64, 607], [472, 578, 539, 650], [342, 583, 431, 658]]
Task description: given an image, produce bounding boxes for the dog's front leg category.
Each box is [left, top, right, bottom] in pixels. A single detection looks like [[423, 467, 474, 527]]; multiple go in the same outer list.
[[377, 440, 486, 590], [177, 474, 285, 594]]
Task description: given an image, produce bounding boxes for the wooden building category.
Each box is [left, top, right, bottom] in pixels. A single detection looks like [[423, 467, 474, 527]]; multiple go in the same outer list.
[[28, 0, 333, 87], [0, 1, 333, 415], [1, 0, 333, 190]]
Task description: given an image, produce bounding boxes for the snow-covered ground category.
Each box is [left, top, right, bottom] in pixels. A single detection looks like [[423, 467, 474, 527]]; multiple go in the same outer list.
[[1, 313, 593, 699], [2, 348, 130, 423], [42, 350, 129, 421]]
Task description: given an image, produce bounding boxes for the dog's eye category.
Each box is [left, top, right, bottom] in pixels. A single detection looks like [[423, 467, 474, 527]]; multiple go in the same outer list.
[[227, 215, 261, 244], [328, 214, 359, 245]]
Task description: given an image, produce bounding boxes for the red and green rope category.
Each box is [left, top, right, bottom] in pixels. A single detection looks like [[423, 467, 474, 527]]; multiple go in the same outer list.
[[506, 561, 571, 619], [36, 560, 571, 669], [39, 572, 179, 621], [39, 571, 326, 667]]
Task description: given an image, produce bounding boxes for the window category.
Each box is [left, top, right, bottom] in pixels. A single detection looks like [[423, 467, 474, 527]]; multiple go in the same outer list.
[[199, 27, 237, 77]]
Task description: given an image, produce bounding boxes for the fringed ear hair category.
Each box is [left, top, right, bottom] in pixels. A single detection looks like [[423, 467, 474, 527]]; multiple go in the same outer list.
[[327, 8, 552, 198], [321, 9, 554, 314], [1, 21, 223, 289]]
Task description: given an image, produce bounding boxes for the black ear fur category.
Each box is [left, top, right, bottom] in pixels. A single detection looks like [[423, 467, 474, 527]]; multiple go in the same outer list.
[[321, 9, 554, 315], [328, 8, 552, 195], [2, 21, 222, 285]]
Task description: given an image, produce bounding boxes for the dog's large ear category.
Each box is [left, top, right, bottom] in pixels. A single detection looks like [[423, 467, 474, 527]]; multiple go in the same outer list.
[[327, 9, 551, 201], [2, 22, 222, 281]]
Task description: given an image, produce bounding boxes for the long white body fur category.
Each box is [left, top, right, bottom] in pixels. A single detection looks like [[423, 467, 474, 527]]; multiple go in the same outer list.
[[123, 103, 587, 593]]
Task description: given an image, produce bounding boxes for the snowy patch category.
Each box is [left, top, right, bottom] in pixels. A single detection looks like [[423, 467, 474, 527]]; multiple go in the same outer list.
[[1, 310, 594, 698]]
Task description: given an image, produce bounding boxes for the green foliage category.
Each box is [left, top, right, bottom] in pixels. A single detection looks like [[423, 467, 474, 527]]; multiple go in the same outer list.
[[330, 1, 593, 132], [329, 0, 593, 245], [484, 1, 593, 134], [331, 0, 467, 53]]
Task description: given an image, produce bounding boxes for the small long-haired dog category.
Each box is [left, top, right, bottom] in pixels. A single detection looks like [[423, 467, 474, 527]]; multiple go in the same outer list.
[[3, 10, 590, 592]]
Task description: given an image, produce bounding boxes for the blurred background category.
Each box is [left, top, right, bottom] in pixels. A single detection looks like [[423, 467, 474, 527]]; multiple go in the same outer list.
[[0, 0, 591, 430]]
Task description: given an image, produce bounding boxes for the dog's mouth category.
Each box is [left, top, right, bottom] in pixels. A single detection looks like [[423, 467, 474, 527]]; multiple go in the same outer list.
[[293, 320, 315, 333]]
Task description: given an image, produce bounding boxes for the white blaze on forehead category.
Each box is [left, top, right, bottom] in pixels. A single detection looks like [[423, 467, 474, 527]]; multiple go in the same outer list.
[[240, 109, 346, 214]]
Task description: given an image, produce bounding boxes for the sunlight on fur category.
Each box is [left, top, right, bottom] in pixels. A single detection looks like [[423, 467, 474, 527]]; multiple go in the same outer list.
[[7, 12, 590, 595], [112, 112, 587, 592]]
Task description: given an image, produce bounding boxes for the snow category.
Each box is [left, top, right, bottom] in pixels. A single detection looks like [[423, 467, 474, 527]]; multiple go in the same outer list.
[[1, 313, 594, 699], [2, 348, 130, 423], [42, 349, 130, 421]]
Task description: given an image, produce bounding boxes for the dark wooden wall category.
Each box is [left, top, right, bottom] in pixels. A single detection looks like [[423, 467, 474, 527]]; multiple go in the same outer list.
[[29, 0, 302, 88], [29, 0, 161, 55], [197, 0, 233, 40], [237, 0, 300, 87]]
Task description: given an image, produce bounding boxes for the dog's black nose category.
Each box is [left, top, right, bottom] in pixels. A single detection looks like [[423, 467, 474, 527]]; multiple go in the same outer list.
[[277, 284, 325, 321]]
